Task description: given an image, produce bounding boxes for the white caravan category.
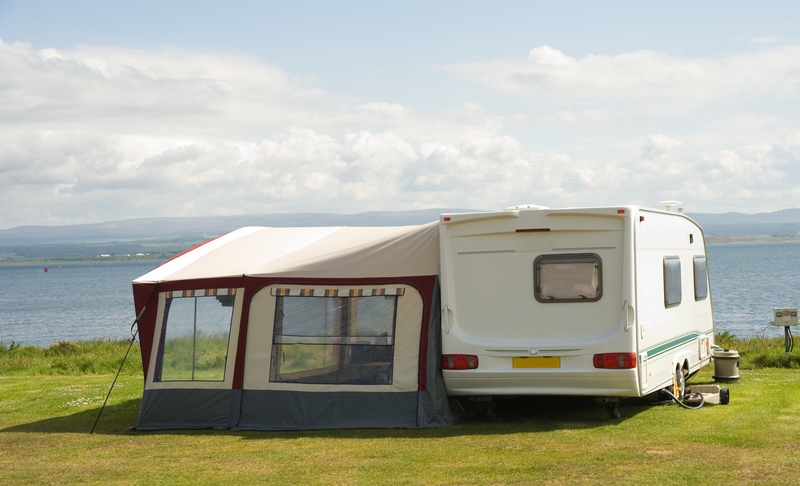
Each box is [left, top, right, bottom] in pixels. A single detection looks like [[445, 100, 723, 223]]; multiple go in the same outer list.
[[438, 205, 714, 417]]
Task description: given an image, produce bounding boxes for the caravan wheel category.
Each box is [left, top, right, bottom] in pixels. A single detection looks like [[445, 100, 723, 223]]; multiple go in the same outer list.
[[674, 366, 686, 402], [661, 366, 686, 403]]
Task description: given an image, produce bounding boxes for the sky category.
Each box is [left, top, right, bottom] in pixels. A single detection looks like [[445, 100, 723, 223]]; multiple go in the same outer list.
[[1, 1, 800, 229]]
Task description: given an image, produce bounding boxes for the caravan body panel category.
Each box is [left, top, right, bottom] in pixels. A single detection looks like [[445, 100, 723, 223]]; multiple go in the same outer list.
[[439, 206, 713, 399], [634, 209, 715, 395]]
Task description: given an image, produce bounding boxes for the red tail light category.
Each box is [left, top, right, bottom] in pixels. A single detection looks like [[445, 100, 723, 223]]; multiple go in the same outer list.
[[442, 354, 479, 370], [593, 353, 637, 369]]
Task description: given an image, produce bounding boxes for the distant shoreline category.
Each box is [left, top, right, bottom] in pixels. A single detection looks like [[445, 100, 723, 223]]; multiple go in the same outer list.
[[706, 236, 800, 245], [0, 254, 173, 266], [2, 236, 799, 264]]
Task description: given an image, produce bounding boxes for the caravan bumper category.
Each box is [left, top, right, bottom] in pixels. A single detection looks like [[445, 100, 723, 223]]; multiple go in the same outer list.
[[442, 368, 640, 397]]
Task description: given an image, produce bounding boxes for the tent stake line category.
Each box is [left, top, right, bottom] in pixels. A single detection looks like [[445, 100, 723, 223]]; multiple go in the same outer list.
[[91, 284, 159, 434], [90, 330, 138, 434]]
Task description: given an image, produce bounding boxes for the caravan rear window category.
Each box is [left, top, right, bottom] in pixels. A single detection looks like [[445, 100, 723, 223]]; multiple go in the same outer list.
[[155, 289, 236, 382], [534, 253, 602, 303], [269, 288, 400, 385]]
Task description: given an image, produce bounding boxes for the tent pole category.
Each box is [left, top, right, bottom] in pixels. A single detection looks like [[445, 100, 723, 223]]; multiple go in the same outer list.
[[90, 330, 138, 435], [91, 282, 159, 434]]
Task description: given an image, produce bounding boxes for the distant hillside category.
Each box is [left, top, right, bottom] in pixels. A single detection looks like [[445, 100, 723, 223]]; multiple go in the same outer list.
[[0, 209, 477, 246], [3, 207, 800, 261], [686, 209, 800, 237], [0, 209, 478, 260], [687, 208, 800, 225]]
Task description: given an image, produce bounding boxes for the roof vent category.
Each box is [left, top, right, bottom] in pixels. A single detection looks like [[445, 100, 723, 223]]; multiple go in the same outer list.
[[503, 204, 549, 211], [658, 200, 681, 212]]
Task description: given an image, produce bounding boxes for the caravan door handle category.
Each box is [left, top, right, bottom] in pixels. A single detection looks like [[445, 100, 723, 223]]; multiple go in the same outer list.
[[443, 305, 452, 334], [623, 300, 633, 331]]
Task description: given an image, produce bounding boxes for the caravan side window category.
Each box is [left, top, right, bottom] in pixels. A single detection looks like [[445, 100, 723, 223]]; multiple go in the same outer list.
[[269, 288, 400, 385], [155, 289, 235, 382], [663, 256, 682, 307], [693, 255, 708, 301], [534, 253, 602, 303]]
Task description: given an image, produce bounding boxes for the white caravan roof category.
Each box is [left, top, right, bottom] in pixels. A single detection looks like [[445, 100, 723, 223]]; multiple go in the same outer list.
[[134, 222, 440, 283]]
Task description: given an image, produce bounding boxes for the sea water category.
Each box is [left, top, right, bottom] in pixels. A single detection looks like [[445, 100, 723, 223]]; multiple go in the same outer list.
[[1, 243, 798, 347], [707, 241, 800, 339], [0, 261, 161, 347]]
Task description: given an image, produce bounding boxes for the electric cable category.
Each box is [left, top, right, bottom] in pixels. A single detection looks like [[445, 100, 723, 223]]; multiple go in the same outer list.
[[761, 322, 772, 363]]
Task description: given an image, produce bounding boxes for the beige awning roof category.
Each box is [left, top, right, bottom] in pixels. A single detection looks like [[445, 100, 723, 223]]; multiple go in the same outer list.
[[133, 222, 439, 283]]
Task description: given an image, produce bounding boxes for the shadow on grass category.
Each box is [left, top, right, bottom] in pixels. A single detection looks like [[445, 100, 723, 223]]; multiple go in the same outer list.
[[439, 393, 658, 433], [0, 399, 142, 435], [1, 393, 662, 438]]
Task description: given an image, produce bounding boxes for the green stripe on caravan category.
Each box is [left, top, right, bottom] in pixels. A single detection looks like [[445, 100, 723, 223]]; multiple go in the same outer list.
[[643, 332, 702, 359]]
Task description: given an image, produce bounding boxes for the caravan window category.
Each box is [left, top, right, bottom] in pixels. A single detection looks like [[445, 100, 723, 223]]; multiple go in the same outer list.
[[534, 253, 602, 303], [155, 289, 235, 382], [269, 288, 400, 385], [694, 255, 708, 300], [663, 256, 682, 307]]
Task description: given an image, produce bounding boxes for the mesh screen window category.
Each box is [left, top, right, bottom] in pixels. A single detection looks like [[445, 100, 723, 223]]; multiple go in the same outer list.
[[155, 292, 235, 382], [270, 293, 398, 385]]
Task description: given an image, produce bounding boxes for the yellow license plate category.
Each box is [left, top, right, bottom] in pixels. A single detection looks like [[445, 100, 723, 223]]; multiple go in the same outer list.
[[513, 357, 560, 368]]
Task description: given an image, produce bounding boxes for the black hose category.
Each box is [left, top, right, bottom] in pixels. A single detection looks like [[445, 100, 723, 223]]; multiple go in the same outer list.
[[786, 326, 792, 355], [660, 388, 705, 410]]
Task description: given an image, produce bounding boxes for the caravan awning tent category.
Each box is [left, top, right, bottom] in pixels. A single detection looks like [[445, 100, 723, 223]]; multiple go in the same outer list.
[[132, 222, 452, 430]]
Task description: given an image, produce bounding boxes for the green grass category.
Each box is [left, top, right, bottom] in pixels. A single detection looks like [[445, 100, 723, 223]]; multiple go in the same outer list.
[[1, 338, 800, 485], [0, 339, 143, 376], [716, 332, 800, 369], [160, 335, 229, 381], [279, 343, 338, 374]]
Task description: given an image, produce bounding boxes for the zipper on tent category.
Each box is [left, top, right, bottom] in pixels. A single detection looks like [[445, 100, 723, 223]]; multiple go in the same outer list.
[[192, 297, 197, 381]]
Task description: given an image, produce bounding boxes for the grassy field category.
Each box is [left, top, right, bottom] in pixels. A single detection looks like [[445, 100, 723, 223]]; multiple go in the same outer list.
[[1, 338, 799, 485]]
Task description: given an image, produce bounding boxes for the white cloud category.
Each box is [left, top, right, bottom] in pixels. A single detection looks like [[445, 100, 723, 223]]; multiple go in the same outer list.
[[528, 45, 576, 66], [446, 45, 800, 108], [0, 39, 503, 142], [748, 36, 782, 45], [0, 39, 326, 135], [0, 128, 538, 226], [3, 38, 800, 228], [6, 124, 800, 226], [641, 134, 683, 158], [538, 109, 618, 128]]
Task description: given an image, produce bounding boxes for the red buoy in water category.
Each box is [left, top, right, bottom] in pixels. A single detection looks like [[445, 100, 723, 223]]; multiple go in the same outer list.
[[44, 267, 49, 273]]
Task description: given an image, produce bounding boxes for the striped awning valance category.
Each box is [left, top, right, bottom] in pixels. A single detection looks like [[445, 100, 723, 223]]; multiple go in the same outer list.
[[164, 288, 237, 299], [269, 287, 405, 297]]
